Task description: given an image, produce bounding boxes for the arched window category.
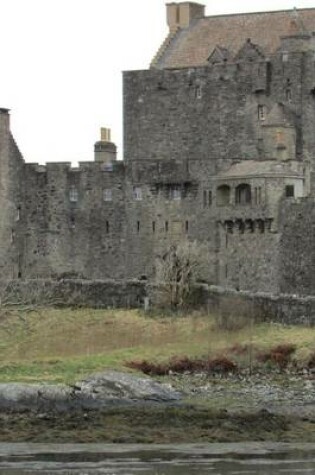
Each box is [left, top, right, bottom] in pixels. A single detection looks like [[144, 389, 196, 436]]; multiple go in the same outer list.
[[235, 184, 251, 205], [217, 185, 231, 206]]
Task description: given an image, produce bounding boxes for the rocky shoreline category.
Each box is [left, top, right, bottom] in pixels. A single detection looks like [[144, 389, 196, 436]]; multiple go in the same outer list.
[[1, 371, 314, 443]]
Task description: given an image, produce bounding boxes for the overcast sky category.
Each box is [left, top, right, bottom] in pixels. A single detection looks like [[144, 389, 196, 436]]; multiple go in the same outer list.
[[1, 0, 315, 164]]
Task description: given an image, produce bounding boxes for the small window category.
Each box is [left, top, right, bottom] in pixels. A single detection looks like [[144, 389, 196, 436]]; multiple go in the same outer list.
[[70, 215, 75, 229], [137, 221, 140, 233], [203, 190, 207, 208], [203, 190, 212, 208], [217, 185, 231, 206], [165, 221, 169, 233], [103, 189, 112, 202], [235, 184, 251, 205], [106, 220, 110, 234], [282, 52, 289, 62], [171, 185, 181, 200], [285, 185, 295, 198], [285, 88, 292, 102], [185, 220, 189, 233], [103, 162, 113, 172], [133, 186, 142, 201], [257, 105, 265, 121], [195, 85, 202, 99], [152, 221, 156, 233], [69, 187, 79, 202]]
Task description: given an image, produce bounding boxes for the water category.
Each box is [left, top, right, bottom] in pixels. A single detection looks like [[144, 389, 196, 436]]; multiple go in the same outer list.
[[0, 443, 314, 474]]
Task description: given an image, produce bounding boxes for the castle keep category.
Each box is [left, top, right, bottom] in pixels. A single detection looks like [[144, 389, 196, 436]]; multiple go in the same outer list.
[[2, 2, 315, 295]]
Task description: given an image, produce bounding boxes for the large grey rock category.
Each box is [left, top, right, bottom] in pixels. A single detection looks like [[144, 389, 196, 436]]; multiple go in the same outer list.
[[0, 372, 181, 413]]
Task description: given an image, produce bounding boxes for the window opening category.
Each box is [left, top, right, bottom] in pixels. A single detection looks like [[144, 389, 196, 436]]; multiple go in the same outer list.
[[282, 52, 289, 62], [133, 186, 142, 201], [217, 185, 231, 206], [103, 189, 112, 202], [185, 220, 189, 233], [285, 88, 292, 102], [285, 185, 295, 198], [137, 221, 140, 233], [208, 190, 212, 206], [257, 105, 265, 121], [171, 185, 181, 200], [106, 220, 110, 234], [69, 187, 79, 203], [235, 184, 251, 205], [203, 190, 207, 208], [165, 221, 169, 233], [70, 215, 75, 229], [195, 85, 202, 99], [152, 221, 156, 233]]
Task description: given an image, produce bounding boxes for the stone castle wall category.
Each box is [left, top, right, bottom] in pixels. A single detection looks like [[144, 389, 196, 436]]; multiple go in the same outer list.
[[1, 35, 315, 295]]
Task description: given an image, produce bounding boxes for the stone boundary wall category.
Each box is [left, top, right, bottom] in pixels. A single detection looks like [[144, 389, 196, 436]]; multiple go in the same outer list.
[[198, 285, 315, 326], [0, 279, 146, 309], [0, 279, 314, 326]]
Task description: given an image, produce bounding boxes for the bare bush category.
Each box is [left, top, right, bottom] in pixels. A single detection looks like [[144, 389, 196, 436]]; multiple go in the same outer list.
[[154, 241, 204, 309]]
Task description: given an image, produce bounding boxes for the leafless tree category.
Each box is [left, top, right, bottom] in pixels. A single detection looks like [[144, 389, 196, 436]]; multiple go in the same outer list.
[[155, 241, 204, 309]]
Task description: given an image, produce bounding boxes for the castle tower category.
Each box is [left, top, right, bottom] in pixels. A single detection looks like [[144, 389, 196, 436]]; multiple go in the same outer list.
[[94, 127, 117, 165], [0, 108, 25, 278]]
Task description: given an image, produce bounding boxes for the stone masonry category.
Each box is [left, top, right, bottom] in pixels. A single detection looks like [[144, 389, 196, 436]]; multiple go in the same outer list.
[[2, 3, 315, 296]]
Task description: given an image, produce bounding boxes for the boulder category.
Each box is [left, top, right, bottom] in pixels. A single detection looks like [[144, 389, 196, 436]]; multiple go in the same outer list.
[[0, 372, 181, 412]]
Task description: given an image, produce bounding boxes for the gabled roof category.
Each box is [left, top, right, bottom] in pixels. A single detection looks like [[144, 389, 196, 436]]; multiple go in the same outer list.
[[153, 8, 315, 69]]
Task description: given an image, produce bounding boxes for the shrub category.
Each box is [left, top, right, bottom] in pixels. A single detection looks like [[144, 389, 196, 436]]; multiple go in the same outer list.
[[257, 343, 296, 369], [126, 355, 238, 376], [307, 351, 315, 369]]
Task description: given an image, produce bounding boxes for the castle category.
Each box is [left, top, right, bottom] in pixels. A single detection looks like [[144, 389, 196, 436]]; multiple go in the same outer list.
[[1, 2, 315, 296]]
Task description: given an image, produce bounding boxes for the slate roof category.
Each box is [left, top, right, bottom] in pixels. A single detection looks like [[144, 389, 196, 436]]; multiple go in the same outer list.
[[154, 8, 315, 69]]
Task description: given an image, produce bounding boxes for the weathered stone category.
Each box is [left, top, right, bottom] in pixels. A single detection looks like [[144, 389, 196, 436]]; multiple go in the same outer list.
[[0, 372, 181, 413]]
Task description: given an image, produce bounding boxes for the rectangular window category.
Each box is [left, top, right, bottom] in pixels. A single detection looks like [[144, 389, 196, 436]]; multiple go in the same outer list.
[[137, 221, 140, 233], [171, 185, 181, 200], [69, 187, 79, 202], [203, 190, 212, 207], [185, 220, 189, 233], [152, 221, 156, 233], [208, 190, 212, 206], [285, 185, 295, 198], [106, 220, 110, 234], [257, 105, 265, 121], [285, 89, 292, 102], [282, 52, 289, 62], [103, 189, 112, 201], [133, 186, 142, 201], [165, 221, 169, 233], [195, 85, 202, 99]]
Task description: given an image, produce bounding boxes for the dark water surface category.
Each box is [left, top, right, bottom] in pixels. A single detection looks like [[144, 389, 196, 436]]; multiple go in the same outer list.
[[0, 443, 315, 474]]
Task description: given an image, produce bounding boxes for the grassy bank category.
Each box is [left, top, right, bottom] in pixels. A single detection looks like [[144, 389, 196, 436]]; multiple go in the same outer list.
[[0, 307, 314, 383]]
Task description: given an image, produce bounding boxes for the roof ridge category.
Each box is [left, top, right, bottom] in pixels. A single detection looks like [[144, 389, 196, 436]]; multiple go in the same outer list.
[[202, 7, 315, 21]]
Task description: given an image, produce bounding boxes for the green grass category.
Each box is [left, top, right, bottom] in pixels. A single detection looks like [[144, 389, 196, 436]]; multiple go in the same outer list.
[[0, 307, 314, 383]]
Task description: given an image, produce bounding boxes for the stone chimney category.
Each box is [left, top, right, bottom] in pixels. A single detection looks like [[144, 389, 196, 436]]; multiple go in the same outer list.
[[0, 108, 10, 132], [167, 2, 205, 29], [94, 127, 117, 164]]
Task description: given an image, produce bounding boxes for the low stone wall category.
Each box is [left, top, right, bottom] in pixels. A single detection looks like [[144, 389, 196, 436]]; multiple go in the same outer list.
[[0, 279, 146, 309], [200, 285, 315, 326], [0, 279, 314, 325]]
